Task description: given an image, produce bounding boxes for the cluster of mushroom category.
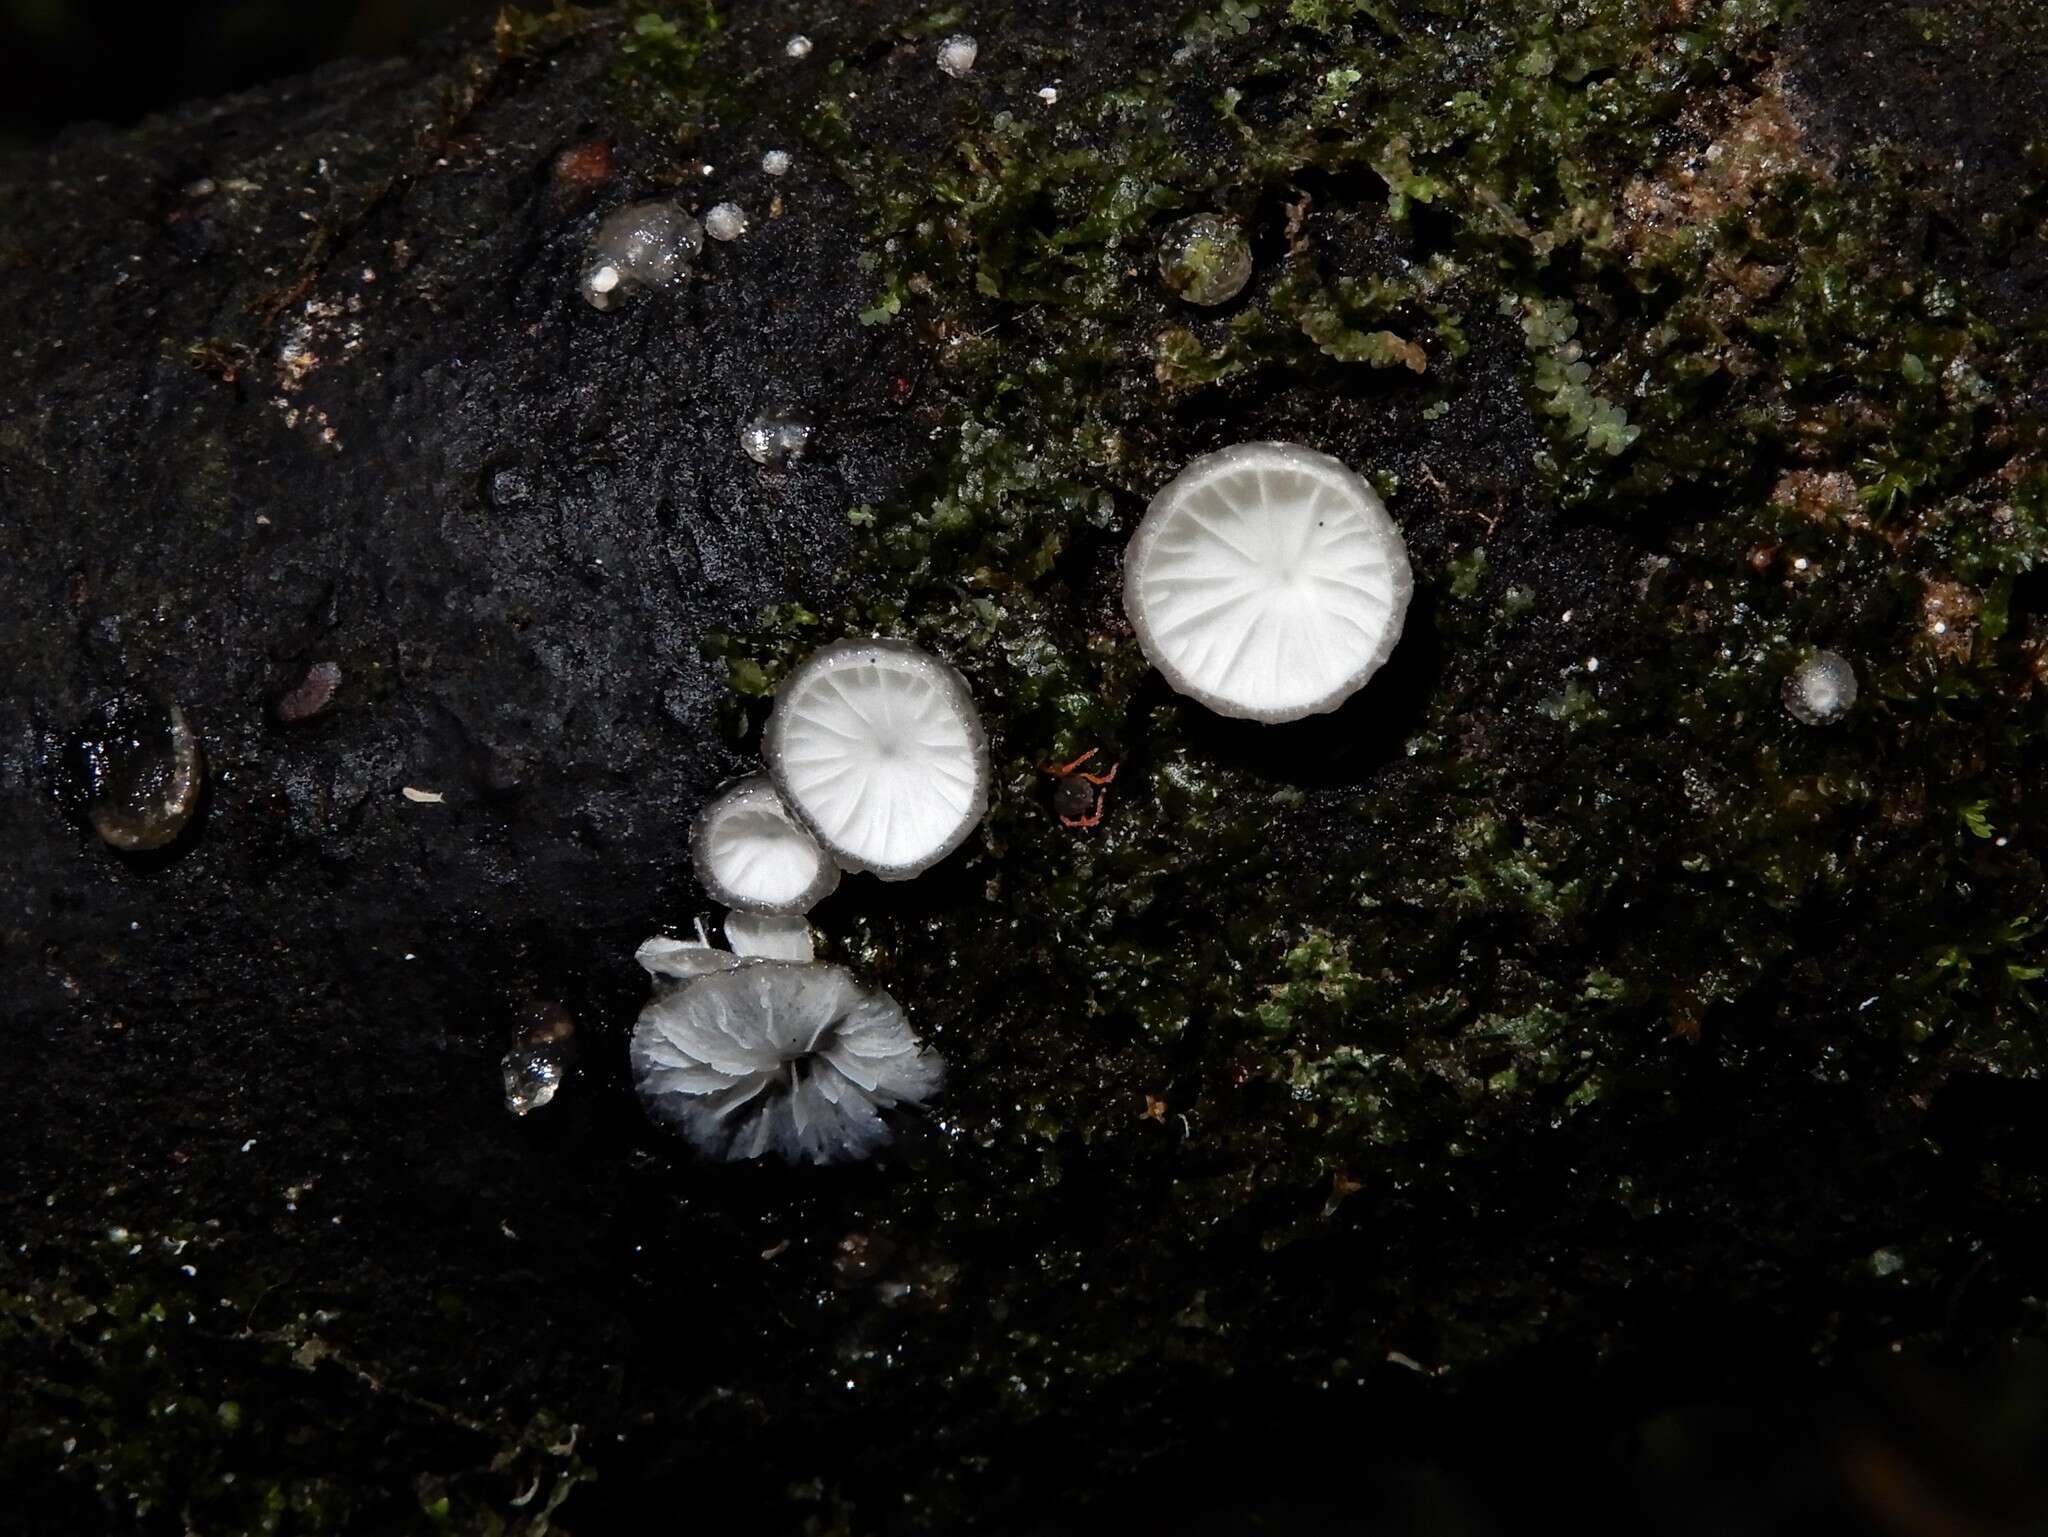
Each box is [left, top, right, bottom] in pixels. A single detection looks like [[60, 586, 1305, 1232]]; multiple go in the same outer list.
[[631, 640, 989, 1164]]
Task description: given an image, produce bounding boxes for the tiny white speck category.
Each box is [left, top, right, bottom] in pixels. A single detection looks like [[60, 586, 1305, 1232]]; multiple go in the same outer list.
[[588, 264, 620, 295], [240, 1139, 257, 1152], [1932, 620, 1947, 635], [785, 34, 812, 58], [1793, 557, 1809, 571], [1038, 86, 1058, 105], [1585, 657, 1600, 673], [761, 148, 791, 177], [403, 953, 416, 961], [700, 163, 715, 177], [401, 786, 444, 803], [1561, 609, 1574, 623]]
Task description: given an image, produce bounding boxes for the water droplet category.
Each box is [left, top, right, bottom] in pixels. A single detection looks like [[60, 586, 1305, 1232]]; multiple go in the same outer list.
[[740, 407, 815, 469], [1157, 213, 1252, 307], [502, 1046, 564, 1115], [64, 693, 206, 852], [502, 1001, 575, 1115], [579, 201, 704, 311]]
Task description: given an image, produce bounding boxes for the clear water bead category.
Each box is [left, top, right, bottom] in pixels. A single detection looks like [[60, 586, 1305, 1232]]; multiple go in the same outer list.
[[502, 1045, 564, 1115], [1158, 213, 1253, 307], [741, 408, 815, 469]]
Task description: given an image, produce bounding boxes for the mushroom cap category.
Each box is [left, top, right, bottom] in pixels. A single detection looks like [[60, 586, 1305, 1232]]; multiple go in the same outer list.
[[1783, 650, 1857, 725], [691, 775, 840, 915], [635, 932, 742, 987], [1123, 441, 1413, 723], [630, 961, 944, 1163], [763, 639, 990, 880], [724, 911, 816, 962]]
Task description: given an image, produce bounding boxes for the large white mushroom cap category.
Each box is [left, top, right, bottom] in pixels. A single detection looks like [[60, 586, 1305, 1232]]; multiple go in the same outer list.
[[1123, 441, 1413, 723], [630, 962, 944, 1163], [763, 639, 990, 880], [691, 775, 839, 915]]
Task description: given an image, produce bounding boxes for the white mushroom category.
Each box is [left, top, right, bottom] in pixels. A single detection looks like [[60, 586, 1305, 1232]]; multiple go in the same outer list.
[[635, 920, 741, 987], [725, 911, 816, 962], [1783, 650, 1857, 725], [630, 962, 943, 1163], [763, 639, 989, 880], [1122, 441, 1413, 723], [936, 34, 979, 77], [692, 775, 840, 915]]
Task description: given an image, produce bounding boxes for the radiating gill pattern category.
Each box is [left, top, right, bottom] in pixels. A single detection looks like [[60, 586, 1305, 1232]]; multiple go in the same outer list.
[[631, 962, 943, 1163], [705, 803, 820, 906], [776, 659, 979, 869], [1139, 462, 1401, 715], [692, 776, 838, 914]]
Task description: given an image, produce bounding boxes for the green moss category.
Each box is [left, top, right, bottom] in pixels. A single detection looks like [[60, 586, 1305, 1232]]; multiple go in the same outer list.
[[685, 0, 2043, 1495], [2, 1206, 591, 1533], [610, 2, 737, 138]]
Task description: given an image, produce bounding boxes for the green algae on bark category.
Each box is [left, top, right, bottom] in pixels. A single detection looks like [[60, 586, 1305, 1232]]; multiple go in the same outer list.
[[701, 0, 2048, 1506], [713, 0, 2044, 1136]]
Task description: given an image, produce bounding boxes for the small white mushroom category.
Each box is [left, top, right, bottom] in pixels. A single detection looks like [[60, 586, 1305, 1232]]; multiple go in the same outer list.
[[936, 34, 979, 77], [631, 962, 943, 1163], [580, 200, 704, 310], [1784, 650, 1857, 725], [704, 201, 748, 242], [73, 694, 206, 852], [692, 775, 840, 915], [636, 921, 742, 986], [725, 911, 816, 961], [1123, 442, 1413, 723], [763, 639, 990, 880]]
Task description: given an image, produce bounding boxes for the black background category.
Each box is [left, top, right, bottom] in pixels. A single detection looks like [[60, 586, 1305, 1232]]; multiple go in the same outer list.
[[0, 0, 493, 149]]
